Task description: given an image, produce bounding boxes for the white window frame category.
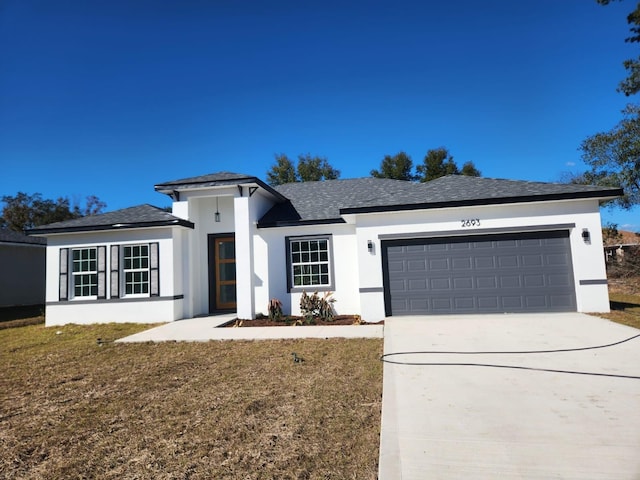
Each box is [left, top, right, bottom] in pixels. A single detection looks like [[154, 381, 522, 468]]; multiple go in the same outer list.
[[71, 247, 98, 299], [122, 244, 150, 297], [286, 235, 334, 292]]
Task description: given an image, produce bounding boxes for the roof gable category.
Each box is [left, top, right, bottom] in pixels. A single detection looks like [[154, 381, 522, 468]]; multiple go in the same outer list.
[[154, 171, 287, 201]]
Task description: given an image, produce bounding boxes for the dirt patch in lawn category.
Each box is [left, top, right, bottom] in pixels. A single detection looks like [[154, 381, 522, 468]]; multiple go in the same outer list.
[[222, 315, 383, 328], [1, 323, 383, 479]]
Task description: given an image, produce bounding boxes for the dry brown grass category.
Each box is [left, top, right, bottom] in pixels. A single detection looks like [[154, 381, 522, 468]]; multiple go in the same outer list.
[[598, 276, 640, 330], [0, 323, 382, 479]]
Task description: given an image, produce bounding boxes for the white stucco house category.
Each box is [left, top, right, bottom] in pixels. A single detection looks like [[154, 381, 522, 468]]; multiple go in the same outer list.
[[28, 172, 622, 327]]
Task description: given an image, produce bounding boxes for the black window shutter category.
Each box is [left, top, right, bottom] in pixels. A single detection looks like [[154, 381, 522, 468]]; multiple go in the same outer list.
[[97, 246, 107, 299], [59, 248, 69, 301], [110, 245, 119, 298], [150, 242, 160, 296]]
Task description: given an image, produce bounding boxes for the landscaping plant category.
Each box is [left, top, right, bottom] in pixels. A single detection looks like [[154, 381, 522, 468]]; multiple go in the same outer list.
[[300, 290, 336, 324]]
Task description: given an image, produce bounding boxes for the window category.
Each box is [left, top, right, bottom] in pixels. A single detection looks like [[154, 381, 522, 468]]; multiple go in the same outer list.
[[287, 235, 333, 291], [72, 248, 97, 297], [123, 244, 149, 295]]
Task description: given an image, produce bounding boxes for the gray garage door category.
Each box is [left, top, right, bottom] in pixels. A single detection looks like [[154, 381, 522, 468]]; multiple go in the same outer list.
[[383, 231, 576, 315]]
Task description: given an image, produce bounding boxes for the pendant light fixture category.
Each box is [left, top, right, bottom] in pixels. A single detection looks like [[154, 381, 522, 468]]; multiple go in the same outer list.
[[215, 197, 221, 222]]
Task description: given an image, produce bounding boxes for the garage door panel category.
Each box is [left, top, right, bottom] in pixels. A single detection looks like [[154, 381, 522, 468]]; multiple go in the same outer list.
[[548, 274, 572, 287], [432, 298, 453, 311], [408, 278, 427, 290], [430, 278, 451, 290], [547, 253, 570, 266], [498, 255, 519, 268], [453, 297, 475, 309], [523, 274, 545, 287], [388, 260, 406, 272], [476, 276, 497, 288], [522, 254, 543, 266], [429, 258, 449, 271], [500, 275, 521, 288], [384, 231, 576, 315], [501, 296, 523, 309], [475, 257, 495, 268], [452, 258, 472, 269], [407, 259, 426, 271], [453, 277, 473, 289]]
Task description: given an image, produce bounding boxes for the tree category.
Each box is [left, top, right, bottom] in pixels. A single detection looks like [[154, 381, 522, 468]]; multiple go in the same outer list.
[[370, 151, 417, 180], [266, 154, 297, 186], [296, 154, 340, 182], [1, 192, 106, 233], [577, 1, 640, 207], [460, 161, 482, 177], [416, 147, 481, 182], [598, 0, 640, 96], [265, 153, 340, 185], [581, 102, 640, 208]]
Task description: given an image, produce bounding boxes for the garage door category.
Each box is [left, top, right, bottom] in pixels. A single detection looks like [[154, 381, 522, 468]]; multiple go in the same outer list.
[[383, 231, 576, 315]]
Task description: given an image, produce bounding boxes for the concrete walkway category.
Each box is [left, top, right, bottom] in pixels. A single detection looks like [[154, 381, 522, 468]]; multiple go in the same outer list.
[[116, 313, 383, 342], [379, 313, 640, 479]]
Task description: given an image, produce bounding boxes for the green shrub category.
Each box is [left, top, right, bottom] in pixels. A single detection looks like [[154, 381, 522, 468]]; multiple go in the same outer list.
[[300, 291, 336, 323]]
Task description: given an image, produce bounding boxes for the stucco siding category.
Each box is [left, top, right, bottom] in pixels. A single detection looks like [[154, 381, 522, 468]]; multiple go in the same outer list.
[[42, 227, 185, 326], [254, 223, 359, 318], [352, 199, 610, 321]]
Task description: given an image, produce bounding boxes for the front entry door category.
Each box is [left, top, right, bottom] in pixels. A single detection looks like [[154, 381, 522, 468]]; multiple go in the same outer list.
[[208, 235, 237, 312]]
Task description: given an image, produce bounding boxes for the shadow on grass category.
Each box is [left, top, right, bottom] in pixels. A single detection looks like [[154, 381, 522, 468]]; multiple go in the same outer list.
[[611, 300, 640, 311]]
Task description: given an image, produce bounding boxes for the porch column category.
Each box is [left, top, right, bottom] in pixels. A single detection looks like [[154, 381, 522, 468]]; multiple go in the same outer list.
[[233, 195, 255, 319]]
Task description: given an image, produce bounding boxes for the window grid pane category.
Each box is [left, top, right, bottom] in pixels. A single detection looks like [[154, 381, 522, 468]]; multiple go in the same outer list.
[[123, 245, 150, 295], [71, 248, 98, 297], [290, 238, 330, 288]]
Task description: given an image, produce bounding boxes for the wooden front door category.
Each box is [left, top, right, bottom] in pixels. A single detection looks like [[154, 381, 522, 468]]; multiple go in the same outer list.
[[208, 235, 236, 312]]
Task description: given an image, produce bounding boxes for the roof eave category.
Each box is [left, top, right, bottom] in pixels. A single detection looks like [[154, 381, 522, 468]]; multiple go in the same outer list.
[[257, 218, 346, 229], [155, 177, 288, 202], [27, 219, 195, 236], [339, 190, 625, 215]]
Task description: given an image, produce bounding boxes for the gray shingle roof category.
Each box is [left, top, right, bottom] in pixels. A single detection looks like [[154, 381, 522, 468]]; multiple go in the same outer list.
[[27, 204, 194, 235], [258, 176, 622, 226], [0, 229, 46, 245]]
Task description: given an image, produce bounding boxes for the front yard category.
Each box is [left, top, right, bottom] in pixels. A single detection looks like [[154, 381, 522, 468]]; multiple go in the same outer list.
[[0, 323, 382, 479], [2, 277, 639, 479]]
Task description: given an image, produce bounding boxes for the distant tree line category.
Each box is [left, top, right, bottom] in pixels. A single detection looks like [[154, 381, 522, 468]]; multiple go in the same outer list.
[[266, 148, 481, 186], [0, 193, 106, 233]]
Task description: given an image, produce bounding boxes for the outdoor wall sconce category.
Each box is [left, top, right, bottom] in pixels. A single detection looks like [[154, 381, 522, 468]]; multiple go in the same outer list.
[[367, 240, 374, 253], [582, 228, 590, 243], [215, 197, 221, 223]]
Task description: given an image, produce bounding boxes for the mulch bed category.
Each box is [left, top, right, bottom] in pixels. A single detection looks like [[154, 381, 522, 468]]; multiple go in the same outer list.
[[222, 315, 383, 327]]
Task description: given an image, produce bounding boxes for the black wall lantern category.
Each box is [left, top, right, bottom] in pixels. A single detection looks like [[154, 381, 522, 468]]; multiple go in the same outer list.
[[215, 197, 221, 223], [367, 240, 374, 253], [582, 228, 590, 243]]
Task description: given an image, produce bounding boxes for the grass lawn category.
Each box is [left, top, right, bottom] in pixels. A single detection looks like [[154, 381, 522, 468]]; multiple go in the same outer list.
[[0, 323, 382, 479], [599, 276, 640, 330]]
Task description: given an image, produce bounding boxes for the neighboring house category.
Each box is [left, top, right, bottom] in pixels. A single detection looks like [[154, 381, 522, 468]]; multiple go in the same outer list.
[[28, 172, 622, 326], [0, 230, 46, 308], [604, 230, 640, 263]]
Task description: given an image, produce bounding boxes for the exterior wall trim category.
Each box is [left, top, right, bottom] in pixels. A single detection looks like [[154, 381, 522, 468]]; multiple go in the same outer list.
[[359, 287, 383, 293], [47, 294, 184, 306], [579, 279, 608, 285]]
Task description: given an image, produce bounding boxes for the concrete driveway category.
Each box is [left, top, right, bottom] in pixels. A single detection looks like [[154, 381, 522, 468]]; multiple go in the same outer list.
[[379, 313, 640, 479]]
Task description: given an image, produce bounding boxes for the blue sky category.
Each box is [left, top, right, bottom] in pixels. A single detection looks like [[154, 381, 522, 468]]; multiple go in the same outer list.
[[1, 0, 638, 230]]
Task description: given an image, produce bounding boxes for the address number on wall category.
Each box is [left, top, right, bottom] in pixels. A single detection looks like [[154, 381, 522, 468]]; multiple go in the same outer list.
[[461, 218, 481, 227]]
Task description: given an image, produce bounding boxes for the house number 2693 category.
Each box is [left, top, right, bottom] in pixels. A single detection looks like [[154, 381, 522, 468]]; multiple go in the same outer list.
[[461, 218, 480, 227]]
